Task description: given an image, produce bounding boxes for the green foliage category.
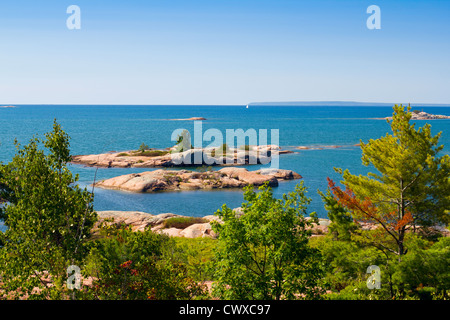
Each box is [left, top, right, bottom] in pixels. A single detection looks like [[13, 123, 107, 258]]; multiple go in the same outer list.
[[0, 120, 97, 299], [211, 182, 324, 300], [82, 225, 207, 300], [310, 228, 450, 300], [318, 188, 357, 241], [133, 150, 168, 157], [334, 105, 450, 259], [169, 237, 217, 283], [218, 143, 229, 155], [325, 281, 386, 300], [309, 234, 386, 294], [133, 144, 171, 157], [210, 143, 229, 158], [197, 165, 213, 173], [393, 236, 450, 299], [238, 144, 251, 151], [138, 143, 149, 153], [0, 170, 12, 220]]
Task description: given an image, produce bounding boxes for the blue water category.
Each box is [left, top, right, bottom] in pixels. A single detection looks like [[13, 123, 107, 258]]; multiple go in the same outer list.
[[1, 105, 449, 229]]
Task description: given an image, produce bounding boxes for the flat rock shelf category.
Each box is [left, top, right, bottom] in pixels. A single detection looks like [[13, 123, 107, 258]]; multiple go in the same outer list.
[[93, 168, 302, 192]]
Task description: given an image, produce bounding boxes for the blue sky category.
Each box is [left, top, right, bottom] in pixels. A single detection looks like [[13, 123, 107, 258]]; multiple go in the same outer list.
[[0, 0, 449, 105]]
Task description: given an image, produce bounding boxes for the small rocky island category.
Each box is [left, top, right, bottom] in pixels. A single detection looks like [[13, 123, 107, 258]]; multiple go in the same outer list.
[[384, 110, 450, 120], [0, 105, 16, 108], [169, 117, 207, 120], [93, 167, 302, 193], [71, 145, 293, 168]]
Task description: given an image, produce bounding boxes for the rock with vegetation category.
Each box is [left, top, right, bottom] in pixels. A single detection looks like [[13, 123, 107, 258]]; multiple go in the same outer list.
[[93, 168, 302, 193], [384, 110, 450, 120], [95, 211, 220, 239], [71, 144, 290, 168], [94, 208, 332, 240]]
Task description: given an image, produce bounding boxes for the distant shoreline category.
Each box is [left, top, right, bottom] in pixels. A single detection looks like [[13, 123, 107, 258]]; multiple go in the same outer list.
[[3, 102, 450, 107], [247, 101, 450, 107]]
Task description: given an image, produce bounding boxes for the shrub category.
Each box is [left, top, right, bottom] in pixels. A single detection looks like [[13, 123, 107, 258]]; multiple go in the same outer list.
[[138, 143, 150, 152], [211, 143, 229, 157], [134, 150, 168, 157], [393, 236, 450, 299], [82, 225, 206, 300], [238, 145, 251, 151], [170, 237, 218, 282]]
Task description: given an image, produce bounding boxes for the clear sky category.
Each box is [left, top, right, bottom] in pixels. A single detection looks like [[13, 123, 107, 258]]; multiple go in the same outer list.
[[0, 0, 449, 105]]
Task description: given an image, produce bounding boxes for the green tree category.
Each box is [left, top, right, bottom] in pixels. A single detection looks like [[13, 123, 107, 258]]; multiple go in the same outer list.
[[329, 105, 450, 261], [138, 143, 150, 153], [211, 182, 324, 300], [318, 188, 357, 241], [0, 120, 97, 299]]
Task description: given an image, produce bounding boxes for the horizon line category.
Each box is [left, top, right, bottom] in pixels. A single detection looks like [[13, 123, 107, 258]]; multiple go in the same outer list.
[[2, 101, 450, 107]]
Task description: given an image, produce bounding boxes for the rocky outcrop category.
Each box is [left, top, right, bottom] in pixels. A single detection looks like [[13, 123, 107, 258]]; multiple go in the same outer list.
[[94, 211, 182, 232], [94, 210, 450, 240], [296, 145, 346, 150], [71, 145, 288, 168], [94, 210, 330, 239], [95, 211, 220, 239], [384, 111, 450, 120], [71, 151, 171, 168], [93, 168, 302, 193], [169, 117, 207, 120], [410, 112, 450, 120]]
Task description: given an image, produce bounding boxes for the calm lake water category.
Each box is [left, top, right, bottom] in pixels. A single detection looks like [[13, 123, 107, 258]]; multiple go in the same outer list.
[[1, 105, 449, 229]]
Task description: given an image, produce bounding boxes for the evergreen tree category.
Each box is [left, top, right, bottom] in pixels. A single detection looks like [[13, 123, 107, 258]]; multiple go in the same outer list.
[[329, 105, 450, 261], [318, 188, 357, 241]]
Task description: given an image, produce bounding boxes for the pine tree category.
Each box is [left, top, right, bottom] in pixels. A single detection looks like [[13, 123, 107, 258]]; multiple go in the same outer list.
[[329, 105, 450, 262]]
